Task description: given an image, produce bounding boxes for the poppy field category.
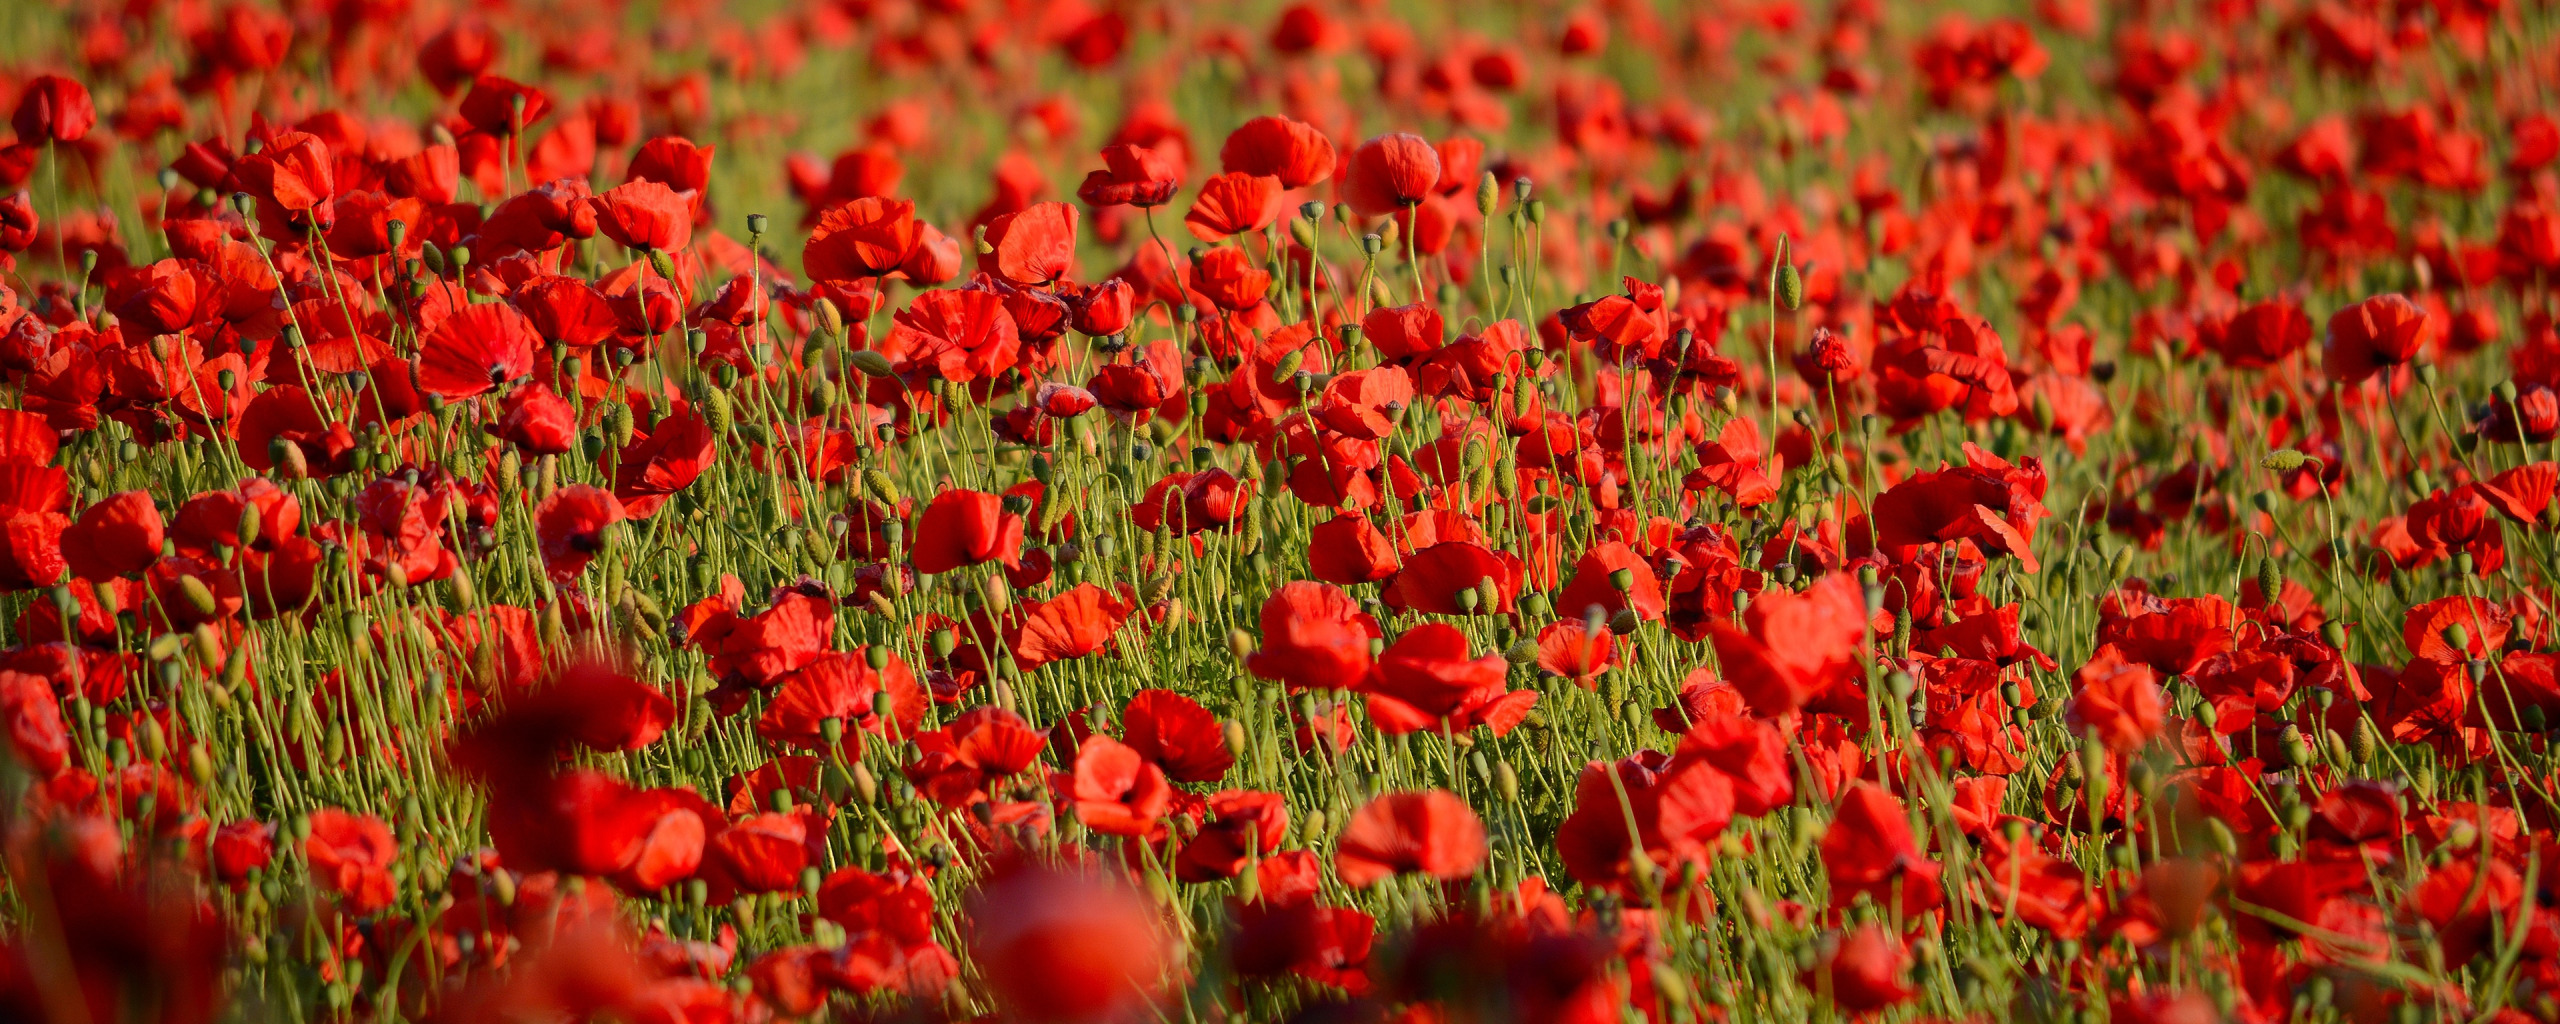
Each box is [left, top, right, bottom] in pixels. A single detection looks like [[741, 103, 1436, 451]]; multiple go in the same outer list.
[[5, 0, 2560, 1020]]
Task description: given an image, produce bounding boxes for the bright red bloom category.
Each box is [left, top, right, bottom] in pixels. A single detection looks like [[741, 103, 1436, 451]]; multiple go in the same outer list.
[[1553, 541, 1667, 623], [458, 75, 552, 135], [1010, 583, 1132, 669], [804, 197, 920, 281], [493, 380, 578, 454], [535, 485, 626, 583], [2323, 293, 2431, 383], [1220, 116, 1336, 189], [883, 288, 1022, 384], [1807, 925, 1917, 1014], [60, 491, 162, 581], [1185, 172, 1284, 242], [1706, 573, 1868, 716], [1307, 515, 1400, 585], [1820, 783, 1943, 915], [2068, 645, 2164, 753], [982, 202, 1079, 286], [613, 406, 716, 518], [1334, 789, 1486, 887], [2200, 299, 2312, 369], [304, 807, 399, 914], [1248, 580, 1381, 690], [1364, 623, 1536, 736], [757, 648, 925, 752], [11, 75, 94, 143], [905, 706, 1047, 807], [1176, 790, 1290, 882], [419, 303, 540, 399], [1076, 144, 1182, 208], [967, 864, 1175, 1024], [589, 179, 694, 253], [911, 489, 1026, 576], [1072, 734, 1173, 836], [1870, 443, 2048, 571], [1121, 688, 1233, 783], [1344, 132, 1442, 216]]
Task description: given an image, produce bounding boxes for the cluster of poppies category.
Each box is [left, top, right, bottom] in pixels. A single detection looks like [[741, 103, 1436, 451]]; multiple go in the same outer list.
[[2, 0, 2560, 1022]]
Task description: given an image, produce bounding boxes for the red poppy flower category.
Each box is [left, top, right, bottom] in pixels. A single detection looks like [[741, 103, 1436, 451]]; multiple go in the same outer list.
[[1363, 303, 1446, 361], [1820, 783, 1943, 914], [1248, 580, 1381, 691], [1386, 541, 1522, 616], [1087, 338, 1185, 415], [905, 706, 1047, 807], [1307, 515, 1400, 584], [419, 302, 540, 399], [804, 197, 920, 282], [613, 406, 716, 518], [60, 490, 162, 582], [304, 807, 399, 914], [1334, 789, 1485, 887], [1706, 572, 1867, 717], [211, 820, 274, 884], [1069, 278, 1136, 338], [1185, 172, 1284, 242], [1364, 623, 1536, 736], [230, 131, 337, 235], [1130, 468, 1248, 534], [1121, 689, 1233, 783], [1344, 133, 1442, 217], [912, 489, 1027, 576], [883, 288, 1022, 384], [535, 485, 626, 583], [1220, 116, 1336, 189], [982, 202, 1079, 286], [590, 179, 694, 253], [458, 75, 552, 135], [2067, 645, 2164, 753], [1870, 443, 2048, 571], [11, 75, 94, 143], [0, 670, 68, 778], [1534, 620, 1613, 685], [1553, 541, 1667, 623], [1555, 751, 1732, 896], [967, 864, 1175, 1024], [1072, 734, 1173, 837], [1686, 417, 1776, 508], [1190, 246, 1272, 312], [1176, 790, 1290, 882], [757, 648, 925, 752], [1010, 583, 1132, 669], [2322, 293, 2431, 382], [710, 811, 810, 893], [493, 380, 578, 454], [1077, 144, 1182, 208], [1807, 925, 1917, 1014], [2200, 299, 2312, 369]]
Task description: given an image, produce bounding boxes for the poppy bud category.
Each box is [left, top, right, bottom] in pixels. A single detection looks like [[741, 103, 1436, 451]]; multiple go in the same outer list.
[[1474, 172, 1499, 217], [850, 349, 895, 378], [1776, 261, 1803, 311], [2108, 546, 2135, 580], [179, 575, 217, 616], [1607, 567, 1635, 592], [1288, 216, 1318, 251], [646, 249, 677, 281], [2256, 558, 2282, 601], [1526, 199, 1546, 225]]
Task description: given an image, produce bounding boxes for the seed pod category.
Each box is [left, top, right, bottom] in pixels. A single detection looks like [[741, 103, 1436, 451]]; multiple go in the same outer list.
[[863, 468, 902, 507], [605, 401, 636, 448], [849, 350, 898, 378], [179, 575, 218, 616], [1288, 216, 1320, 252]]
